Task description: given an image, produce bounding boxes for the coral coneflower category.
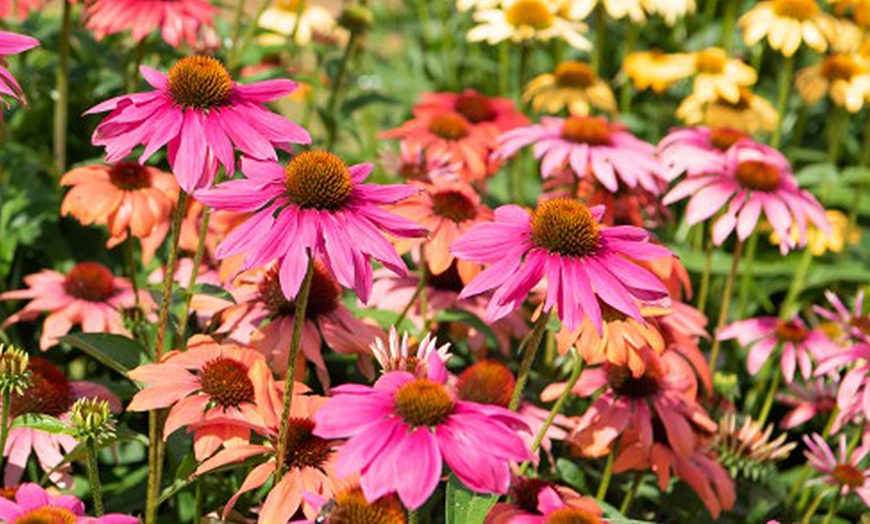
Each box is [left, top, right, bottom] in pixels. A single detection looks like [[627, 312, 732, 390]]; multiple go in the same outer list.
[[414, 90, 529, 134], [61, 162, 180, 264], [88, 56, 310, 192], [803, 433, 870, 505], [314, 354, 531, 509], [197, 152, 425, 303], [664, 142, 829, 253], [524, 60, 617, 116], [2, 358, 120, 487], [0, 483, 138, 523], [84, 0, 218, 49], [467, 0, 592, 50], [294, 485, 407, 524], [452, 200, 671, 333], [0, 30, 39, 115], [740, 0, 839, 56], [390, 179, 493, 276], [719, 316, 839, 383], [498, 116, 670, 194], [216, 261, 382, 387], [1, 263, 140, 350]]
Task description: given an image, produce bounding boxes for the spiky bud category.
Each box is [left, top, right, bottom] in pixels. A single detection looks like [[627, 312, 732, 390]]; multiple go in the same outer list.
[[716, 412, 796, 482], [70, 398, 115, 445], [0, 345, 31, 396], [338, 5, 374, 34]]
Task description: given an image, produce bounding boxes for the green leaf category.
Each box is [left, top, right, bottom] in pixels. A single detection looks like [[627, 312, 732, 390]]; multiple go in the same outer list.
[[436, 309, 501, 350], [599, 500, 656, 523], [445, 473, 498, 524], [61, 333, 148, 376], [190, 283, 235, 304], [11, 414, 72, 435], [341, 92, 397, 115]]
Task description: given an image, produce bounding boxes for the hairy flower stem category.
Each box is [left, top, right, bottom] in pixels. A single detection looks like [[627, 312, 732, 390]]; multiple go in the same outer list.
[[177, 207, 211, 349], [721, 0, 739, 53], [324, 32, 359, 151], [821, 492, 842, 524], [518, 352, 584, 475], [592, 5, 605, 75], [736, 230, 758, 318], [697, 235, 713, 313], [396, 254, 428, 327], [596, 442, 617, 501], [708, 239, 744, 371], [780, 246, 814, 320], [274, 254, 315, 480], [756, 364, 781, 426], [620, 471, 643, 514], [509, 311, 551, 411], [0, 390, 10, 471], [409, 510, 418, 524], [53, 0, 72, 174], [86, 440, 105, 516], [771, 55, 794, 148]]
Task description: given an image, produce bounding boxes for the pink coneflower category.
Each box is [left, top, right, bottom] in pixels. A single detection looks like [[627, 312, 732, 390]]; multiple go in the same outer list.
[[814, 290, 870, 344], [2, 358, 121, 488], [815, 343, 870, 423], [498, 116, 670, 194], [194, 383, 339, 523], [803, 433, 870, 506], [544, 350, 715, 459], [719, 316, 839, 384], [451, 199, 671, 333], [0, 263, 140, 350], [380, 141, 461, 182], [369, 264, 529, 357], [777, 379, 837, 429], [215, 261, 382, 387], [380, 111, 501, 182], [87, 56, 310, 192], [84, 0, 217, 49], [0, 30, 39, 115], [127, 335, 272, 460], [196, 152, 426, 303], [663, 142, 829, 253], [412, 90, 529, 134], [486, 477, 600, 524], [487, 485, 603, 523], [370, 327, 452, 376], [313, 354, 531, 509], [61, 162, 180, 264], [390, 178, 493, 277], [657, 126, 768, 179], [0, 483, 138, 523]]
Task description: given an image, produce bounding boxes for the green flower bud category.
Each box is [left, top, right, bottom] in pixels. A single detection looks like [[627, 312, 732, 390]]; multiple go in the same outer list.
[[0, 345, 31, 396], [70, 398, 115, 444], [338, 5, 374, 34]]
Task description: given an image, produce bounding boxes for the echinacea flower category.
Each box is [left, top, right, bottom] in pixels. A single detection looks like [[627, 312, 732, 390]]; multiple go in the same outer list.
[[0, 30, 39, 114], [642, 0, 696, 25], [677, 87, 778, 133], [719, 316, 839, 383], [815, 342, 870, 422], [370, 328, 452, 376], [803, 433, 870, 505], [412, 90, 529, 134], [814, 290, 870, 344], [84, 0, 218, 49], [582, 0, 645, 22], [127, 335, 274, 460], [215, 261, 382, 386], [2, 358, 121, 487], [1, 263, 139, 350], [88, 56, 310, 192], [390, 178, 493, 276], [380, 141, 461, 182], [796, 53, 870, 112], [258, 0, 346, 47], [488, 485, 604, 523], [716, 412, 796, 480], [452, 199, 671, 333], [60, 162, 180, 264], [0, 483, 138, 523], [498, 116, 670, 194], [740, 0, 839, 56], [776, 378, 837, 429], [657, 126, 767, 179], [196, 152, 425, 303], [313, 354, 531, 509], [523, 60, 617, 116], [770, 209, 860, 256], [291, 485, 407, 524], [467, 0, 592, 50], [486, 477, 600, 524], [624, 51, 691, 93], [663, 142, 829, 253], [194, 383, 340, 522]]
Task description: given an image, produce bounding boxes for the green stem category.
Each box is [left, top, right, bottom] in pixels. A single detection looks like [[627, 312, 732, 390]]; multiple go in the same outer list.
[[696, 235, 713, 313], [620, 471, 643, 514], [509, 311, 552, 411], [721, 0, 739, 53], [274, 254, 315, 480], [177, 207, 211, 349], [826, 107, 848, 166], [780, 246, 814, 320], [736, 230, 758, 318], [395, 260, 428, 327], [596, 444, 616, 501], [53, 0, 72, 174], [409, 510, 418, 524], [229, 0, 273, 72], [0, 390, 10, 470], [498, 43, 510, 96], [708, 239, 744, 371], [86, 440, 104, 516], [771, 54, 794, 149], [592, 5, 605, 75], [847, 112, 870, 236], [517, 43, 531, 102], [619, 25, 637, 114], [287, 0, 307, 49], [324, 31, 359, 151], [756, 364, 781, 426], [800, 489, 830, 524], [821, 492, 842, 524], [518, 352, 584, 475]]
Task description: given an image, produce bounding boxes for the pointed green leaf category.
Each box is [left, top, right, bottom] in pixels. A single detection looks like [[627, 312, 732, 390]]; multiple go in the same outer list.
[[11, 414, 72, 435], [61, 333, 148, 376], [445, 473, 498, 524]]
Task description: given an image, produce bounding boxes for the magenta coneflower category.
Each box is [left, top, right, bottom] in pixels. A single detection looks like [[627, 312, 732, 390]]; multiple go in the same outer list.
[[497, 116, 670, 194], [664, 142, 829, 253], [87, 56, 310, 192], [815, 343, 870, 424], [657, 126, 771, 179], [84, 0, 217, 49], [814, 290, 870, 344], [719, 316, 839, 383], [313, 354, 531, 510], [803, 433, 870, 506], [451, 199, 671, 333], [0, 483, 138, 523], [0, 30, 39, 115], [196, 152, 426, 303]]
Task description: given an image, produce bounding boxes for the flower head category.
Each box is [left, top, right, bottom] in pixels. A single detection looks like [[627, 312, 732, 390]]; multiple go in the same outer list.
[[796, 53, 870, 112], [777, 378, 837, 429], [258, 0, 347, 47], [197, 152, 426, 303], [814, 290, 870, 344], [413, 90, 530, 134], [716, 412, 796, 480], [84, 0, 218, 49], [815, 343, 870, 424], [0, 483, 138, 523], [677, 87, 778, 133], [0, 30, 39, 116], [803, 433, 870, 504], [487, 485, 604, 523], [642, 0, 696, 25], [0, 345, 30, 396], [524, 60, 617, 116], [0, 263, 140, 350], [69, 398, 116, 445], [658, 126, 770, 179], [371, 328, 452, 376], [294, 485, 407, 524], [88, 56, 310, 192], [452, 200, 671, 333], [314, 354, 531, 509], [380, 141, 461, 182], [740, 0, 839, 56], [467, 0, 592, 50]]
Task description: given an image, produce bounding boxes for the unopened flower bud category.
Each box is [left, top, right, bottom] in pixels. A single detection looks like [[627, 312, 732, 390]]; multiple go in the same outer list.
[[0, 345, 31, 395], [70, 398, 115, 444], [338, 5, 374, 34]]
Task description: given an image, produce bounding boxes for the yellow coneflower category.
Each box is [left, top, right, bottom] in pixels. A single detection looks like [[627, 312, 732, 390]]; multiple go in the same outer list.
[[623, 50, 693, 92], [740, 0, 840, 57], [677, 87, 778, 134], [826, 0, 870, 52], [523, 60, 617, 115], [258, 0, 346, 47], [579, 0, 646, 23], [770, 209, 860, 255], [467, 0, 592, 50], [642, 0, 696, 25], [795, 53, 870, 112]]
